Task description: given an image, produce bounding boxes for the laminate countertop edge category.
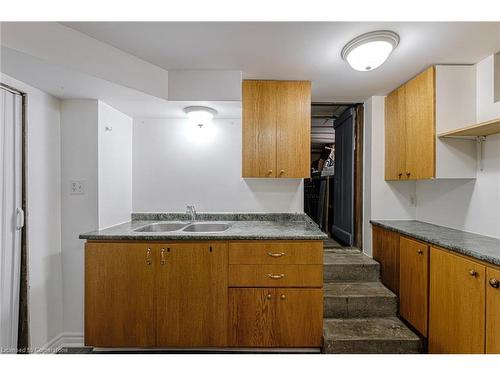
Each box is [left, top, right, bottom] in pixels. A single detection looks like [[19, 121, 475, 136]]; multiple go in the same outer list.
[[370, 220, 500, 267]]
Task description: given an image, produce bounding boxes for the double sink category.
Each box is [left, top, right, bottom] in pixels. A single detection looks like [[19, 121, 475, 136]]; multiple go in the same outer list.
[[134, 222, 232, 233]]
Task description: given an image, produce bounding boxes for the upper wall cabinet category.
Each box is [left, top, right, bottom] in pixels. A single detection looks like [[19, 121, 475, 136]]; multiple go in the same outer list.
[[242, 80, 311, 178], [385, 65, 477, 180]]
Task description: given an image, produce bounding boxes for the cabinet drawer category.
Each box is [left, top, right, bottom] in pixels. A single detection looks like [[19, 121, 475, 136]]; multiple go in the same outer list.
[[229, 241, 323, 265], [228, 265, 323, 287]]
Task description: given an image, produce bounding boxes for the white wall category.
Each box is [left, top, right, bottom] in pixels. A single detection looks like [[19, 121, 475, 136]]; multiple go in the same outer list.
[[98, 102, 133, 229], [363, 96, 416, 256], [415, 55, 500, 238], [133, 118, 304, 213], [1, 73, 63, 351], [61, 99, 133, 339], [60, 100, 98, 336]]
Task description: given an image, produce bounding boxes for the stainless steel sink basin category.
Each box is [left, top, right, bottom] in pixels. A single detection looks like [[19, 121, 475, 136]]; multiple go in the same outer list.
[[182, 222, 232, 232], [134, 222, 188, 232]]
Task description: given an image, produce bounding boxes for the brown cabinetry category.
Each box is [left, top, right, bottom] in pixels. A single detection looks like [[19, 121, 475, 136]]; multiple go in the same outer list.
[[228, 288, 322, 347], [155, 243, 228, 347], [85, 241, 228, 348], [372, 225, 400, 294], [242, 80, 311, 178], [228, 240, 323, 347], [85, 240, 323, 349], [385, 66, 435, 180], [85, 242, 156, 347], [399, 237, 429, 336], [486, 267, 500, 353], [429, 247, 485, 353]]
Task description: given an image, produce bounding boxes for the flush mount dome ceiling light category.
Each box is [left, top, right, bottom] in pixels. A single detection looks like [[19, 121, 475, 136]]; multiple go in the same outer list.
[[341, 30, 400, 72], [184, 106, 218, 127]]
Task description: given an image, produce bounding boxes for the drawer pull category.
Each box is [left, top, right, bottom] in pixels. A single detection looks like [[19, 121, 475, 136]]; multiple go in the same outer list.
[[280, 294, 286, 300], [266, 293, 272, 300], [267, 273, 285, 280], [489, 278, 500, 288], [160, 248, 167, 265], [146, 248, 152, 266], [417, 249, 423, 255], [468, 269, 477, 277], [267, 252, 285, 258]]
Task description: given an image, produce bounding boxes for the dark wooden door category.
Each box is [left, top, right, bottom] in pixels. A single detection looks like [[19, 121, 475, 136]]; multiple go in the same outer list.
[[331, 108, 355, 245]]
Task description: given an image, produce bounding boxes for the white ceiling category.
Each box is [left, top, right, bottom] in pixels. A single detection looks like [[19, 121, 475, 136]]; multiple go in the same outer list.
[[63, 22, 500, 101], [1, 46, 242, 118]]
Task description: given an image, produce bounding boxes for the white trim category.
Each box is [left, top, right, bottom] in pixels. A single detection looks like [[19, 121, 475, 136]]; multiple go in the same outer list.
[[38, 332, 84, 354]]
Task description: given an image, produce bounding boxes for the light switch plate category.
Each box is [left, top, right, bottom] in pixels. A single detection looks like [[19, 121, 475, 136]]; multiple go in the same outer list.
[[70, 180, 85, 195]]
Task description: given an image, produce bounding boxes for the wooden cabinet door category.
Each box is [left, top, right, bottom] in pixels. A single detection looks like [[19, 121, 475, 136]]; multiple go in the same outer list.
[[275, 288, 323, 347], [486, 267, 500, 353], [85, 242, 155, 347], [404, 66, 435, 180], [372, 226, 400, 294], [242, 80, 277, 177], [385, 85, 406, 180], [156, 242, 228, 347], [399, 237, 429, 336], [229, 288, 277, 347], [429, 247, 485, 353], [275, 81, 311, 178]]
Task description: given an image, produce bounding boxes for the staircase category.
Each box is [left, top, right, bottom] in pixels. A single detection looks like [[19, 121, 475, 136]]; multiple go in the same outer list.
[[322, 248, 421, 354]]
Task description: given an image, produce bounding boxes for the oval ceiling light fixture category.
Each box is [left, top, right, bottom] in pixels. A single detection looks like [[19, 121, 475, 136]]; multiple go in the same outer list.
[[341, 30, 400, 72], [184, 106, 218, 127]]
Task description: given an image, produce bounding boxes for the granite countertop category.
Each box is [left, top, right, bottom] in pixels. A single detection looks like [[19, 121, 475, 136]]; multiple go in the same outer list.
[[371, 220, 500, 266], [80, 213, 328, 241]]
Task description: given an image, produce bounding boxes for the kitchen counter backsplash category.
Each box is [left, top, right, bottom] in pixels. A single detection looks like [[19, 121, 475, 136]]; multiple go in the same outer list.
[[131, 212, 312, 222]]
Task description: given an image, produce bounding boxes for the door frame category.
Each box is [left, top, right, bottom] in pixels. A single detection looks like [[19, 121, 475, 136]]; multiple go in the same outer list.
[[0, 82, 28, 353], [309, 102, 364, 249]]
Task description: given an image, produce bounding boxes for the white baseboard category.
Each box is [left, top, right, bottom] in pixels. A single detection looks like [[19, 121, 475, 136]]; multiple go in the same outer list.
[[39, 332, 84, 353]]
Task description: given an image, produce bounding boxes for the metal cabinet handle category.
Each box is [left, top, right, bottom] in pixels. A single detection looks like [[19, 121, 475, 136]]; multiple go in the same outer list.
[[280, 294, 286, 300], [489, 278, 500, 288], [469, 269, 477, 277], [160, 248, 167, 265], [146, 248, 152, 266], [398, 173, 403, 179], [267, 252, 285, 258], [266, 293, 272, 300], [267, 273, 285, 280], [406, 172, 411, 178], [417, 249, 423, 255], [279, 170, 285, 175], [267, 170, 273, 176]]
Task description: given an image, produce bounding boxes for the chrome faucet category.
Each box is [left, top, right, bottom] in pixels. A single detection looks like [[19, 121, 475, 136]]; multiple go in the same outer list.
[[186, 205, 197, 222]]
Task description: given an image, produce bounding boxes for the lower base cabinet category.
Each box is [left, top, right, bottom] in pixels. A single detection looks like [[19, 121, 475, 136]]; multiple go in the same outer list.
[[85, 240, 323, 349], [228, 288, 323, 347], [85, 243, 156, 347], [486, 268, 500, 353], [399, 237, 429, 337], [429, 247, 485, 353]]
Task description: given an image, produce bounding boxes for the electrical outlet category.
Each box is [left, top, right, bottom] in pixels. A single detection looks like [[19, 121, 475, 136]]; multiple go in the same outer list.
[[70, 180, 85, 195]]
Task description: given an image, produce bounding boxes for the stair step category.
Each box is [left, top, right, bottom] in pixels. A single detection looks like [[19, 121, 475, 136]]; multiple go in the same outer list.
[[324, 252, 380, 282], [323, 282, 397, 318], [323, 317, 421, 354]]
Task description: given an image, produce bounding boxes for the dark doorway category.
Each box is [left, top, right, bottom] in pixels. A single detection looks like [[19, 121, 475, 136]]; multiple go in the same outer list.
[[304, 103, 363, 249], [331, 108, 355, 245]]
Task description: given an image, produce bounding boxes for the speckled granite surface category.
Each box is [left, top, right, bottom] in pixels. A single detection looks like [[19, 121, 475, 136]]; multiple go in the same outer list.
[[80, 213, 328, 241], [371, 220, 500, 266]]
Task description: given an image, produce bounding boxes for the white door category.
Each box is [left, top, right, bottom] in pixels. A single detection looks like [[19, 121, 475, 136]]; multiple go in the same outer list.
[[0, 85, 24, 353]]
